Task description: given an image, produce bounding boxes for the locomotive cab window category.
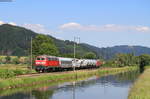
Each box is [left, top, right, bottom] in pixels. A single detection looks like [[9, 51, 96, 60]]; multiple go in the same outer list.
[[41, 58, 45, 60], [37, 58, 41, 60]]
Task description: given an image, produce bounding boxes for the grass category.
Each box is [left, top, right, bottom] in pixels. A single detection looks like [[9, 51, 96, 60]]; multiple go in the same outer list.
[[144, 65, 150, 70], [0, 66, 138, 90], [128, 66, 150, 99], [0, 64, 29, 70], [0, 64, 36, 79]]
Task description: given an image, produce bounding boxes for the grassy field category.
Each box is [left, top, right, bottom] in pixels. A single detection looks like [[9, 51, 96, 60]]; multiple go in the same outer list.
[[128, 66, 150, 99], [0, 66, 137, 90], [0, 64, 36, 79], [0, 64, 29, 70]]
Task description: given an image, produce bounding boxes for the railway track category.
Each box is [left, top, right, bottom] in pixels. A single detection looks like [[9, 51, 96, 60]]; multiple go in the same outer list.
[[16, 68, 100, 78]]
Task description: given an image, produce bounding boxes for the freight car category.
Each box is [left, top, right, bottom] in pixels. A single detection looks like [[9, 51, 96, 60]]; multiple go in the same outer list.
[[34, 55, 102, 72]]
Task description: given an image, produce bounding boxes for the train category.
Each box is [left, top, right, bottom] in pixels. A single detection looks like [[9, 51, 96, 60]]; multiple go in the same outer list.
[[34, 55, 102, 72]]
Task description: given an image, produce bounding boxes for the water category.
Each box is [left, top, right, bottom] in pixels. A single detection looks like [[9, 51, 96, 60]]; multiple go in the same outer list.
[[0, 70, 140, 99]]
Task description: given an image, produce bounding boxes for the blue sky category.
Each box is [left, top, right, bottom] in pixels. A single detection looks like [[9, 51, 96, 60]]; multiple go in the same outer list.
[[0, 0, 150, 47]]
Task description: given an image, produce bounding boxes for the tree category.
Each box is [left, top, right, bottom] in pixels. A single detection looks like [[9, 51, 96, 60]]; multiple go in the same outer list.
[[115, 53, 126, 67], [0, 57, 3, 64], [12, 56, 19, 64], [32, 34, 59, 56], [138, 54, 150, 72], [138, 54, 150, 67], [61, 53, 81, 58], [5, 56, 11, 63], [83, 52, 96, 59], [114, 53, 136, 67]]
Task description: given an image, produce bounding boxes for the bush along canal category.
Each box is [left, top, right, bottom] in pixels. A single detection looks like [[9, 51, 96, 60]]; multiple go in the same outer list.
[[0, 66, 140, 99]]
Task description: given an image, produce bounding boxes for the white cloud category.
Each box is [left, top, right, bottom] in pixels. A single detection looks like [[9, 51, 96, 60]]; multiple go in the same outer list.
[[60, 22, 82, 29], [1, 20, 149, 33], [0, 20, 55, 34], [59, 22, 150, 33], [135, 26, 150, 32], [0, 21, 5, 25], [22, 23, 53, 34], [0, 20, 17, 26], [8, 22, 17, 26]]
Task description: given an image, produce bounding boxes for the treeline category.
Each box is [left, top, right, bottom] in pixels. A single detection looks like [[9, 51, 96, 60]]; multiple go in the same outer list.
[[103, 53, 150, 67], [0, 56, 29, 64], [32, 34, 97, 59]]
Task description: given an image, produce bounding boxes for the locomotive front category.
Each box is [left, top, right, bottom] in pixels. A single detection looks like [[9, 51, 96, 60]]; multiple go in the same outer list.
[[34, 55, 59, 72]]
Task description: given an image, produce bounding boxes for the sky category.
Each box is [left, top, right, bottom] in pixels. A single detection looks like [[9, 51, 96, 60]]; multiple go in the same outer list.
[[0, 0, 150, 48]]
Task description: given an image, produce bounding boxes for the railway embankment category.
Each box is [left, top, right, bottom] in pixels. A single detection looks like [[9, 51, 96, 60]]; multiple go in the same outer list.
[[0, 67, 137, 90], [128, 66, 150, 99]]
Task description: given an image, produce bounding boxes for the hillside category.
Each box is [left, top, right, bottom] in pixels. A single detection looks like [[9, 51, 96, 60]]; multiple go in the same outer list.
[[0, 24, 91, 56], [0, 24, 150, 59], [0, 24, 36, 56]]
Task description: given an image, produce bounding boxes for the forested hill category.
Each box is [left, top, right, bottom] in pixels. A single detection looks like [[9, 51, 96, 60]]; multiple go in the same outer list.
[[0, 24, 150, 59], [0, 24, 37, 56], [0, 24, 91, 56], [82, 44, 150, 59]]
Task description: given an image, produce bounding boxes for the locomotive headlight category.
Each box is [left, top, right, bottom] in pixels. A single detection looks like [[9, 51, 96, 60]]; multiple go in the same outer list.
[[42, 62, 46, 64], [36, 62, 45, 65], [36, 62, 40, 64]]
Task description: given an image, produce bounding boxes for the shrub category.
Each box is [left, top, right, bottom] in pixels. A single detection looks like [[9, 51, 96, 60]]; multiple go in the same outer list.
[[0, 69, 15, 79]]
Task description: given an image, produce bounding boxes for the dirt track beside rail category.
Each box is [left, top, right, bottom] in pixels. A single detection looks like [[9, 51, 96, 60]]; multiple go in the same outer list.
[[16, 68, 109, 78]]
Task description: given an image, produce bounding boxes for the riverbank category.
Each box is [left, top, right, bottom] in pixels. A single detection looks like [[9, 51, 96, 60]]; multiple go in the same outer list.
[[128, 67, 150, 99], [0, 66, 137, 90]]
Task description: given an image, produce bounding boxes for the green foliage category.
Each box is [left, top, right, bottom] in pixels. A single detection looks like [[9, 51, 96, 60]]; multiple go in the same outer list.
[[0, 68, 33, 79], [0, 56, 6, 64], [32, 34, 59, 56], [5, 56, 11, 63], [0, 56, 29, 64], [0, 69, 15, 79], [61, 53, 74, 58], [138, 54, 150, 67], [11, 57, 19, 64], [102, 60, 117, 67], [0, 24, 37, 56], [115, 53, 136, 67], [83, 52, 96, 59], [103, 53, 150, 67], [60, 53, 82, 58]]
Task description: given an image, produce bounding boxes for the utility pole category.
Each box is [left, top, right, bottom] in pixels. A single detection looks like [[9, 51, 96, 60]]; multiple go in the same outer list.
[[73, 37, 80, 71], [30, 37, 32, 70], [73, 37, 76, 71]]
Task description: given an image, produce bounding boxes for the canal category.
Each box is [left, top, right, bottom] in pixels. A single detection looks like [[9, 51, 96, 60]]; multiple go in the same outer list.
[[0, 70, 140, 99]]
